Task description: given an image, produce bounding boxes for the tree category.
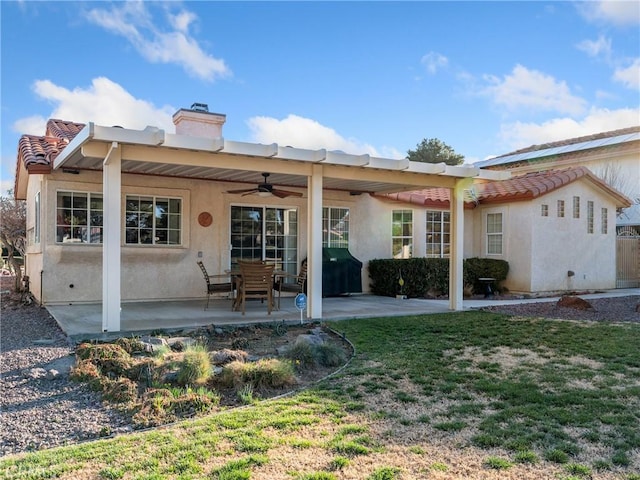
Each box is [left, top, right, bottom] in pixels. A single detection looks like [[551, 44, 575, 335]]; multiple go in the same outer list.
[[0, 191, 26, 291], [407, 138, 465, 166]]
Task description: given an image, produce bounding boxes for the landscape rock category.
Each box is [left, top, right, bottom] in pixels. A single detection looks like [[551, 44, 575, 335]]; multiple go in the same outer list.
[[557, 296, 594, 310]]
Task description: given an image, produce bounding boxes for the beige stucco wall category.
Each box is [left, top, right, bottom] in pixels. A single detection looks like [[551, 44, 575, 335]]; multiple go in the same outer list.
[[27, 169, 622, 304], [31, 171, 373, 304], [472, 203, 534, 293], [529, 181, 618, 292]]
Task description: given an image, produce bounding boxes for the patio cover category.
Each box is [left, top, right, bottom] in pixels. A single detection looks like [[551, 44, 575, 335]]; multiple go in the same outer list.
[[46, 122, 509, 332]]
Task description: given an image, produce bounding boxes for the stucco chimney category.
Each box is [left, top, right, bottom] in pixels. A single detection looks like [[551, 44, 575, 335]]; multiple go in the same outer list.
[[172, 103, 226, 138]]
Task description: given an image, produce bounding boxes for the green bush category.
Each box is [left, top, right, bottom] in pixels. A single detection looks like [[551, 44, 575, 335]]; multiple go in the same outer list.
[[218, 358, 296, 390], [368, 257, 508, 298], [176, 345, 211, 386]]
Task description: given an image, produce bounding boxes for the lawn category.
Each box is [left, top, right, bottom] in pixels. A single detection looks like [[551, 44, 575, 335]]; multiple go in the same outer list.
[[1, 311, 639, 479]]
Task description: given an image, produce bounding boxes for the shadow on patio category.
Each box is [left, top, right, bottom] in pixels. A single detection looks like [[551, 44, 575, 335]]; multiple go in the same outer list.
[[45, 294, 453, 340]]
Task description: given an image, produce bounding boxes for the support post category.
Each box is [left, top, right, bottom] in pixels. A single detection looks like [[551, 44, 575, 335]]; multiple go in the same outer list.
[[102, 142, 122, 331], [449, 179, 467, 311], [307, 164, 323, 319]]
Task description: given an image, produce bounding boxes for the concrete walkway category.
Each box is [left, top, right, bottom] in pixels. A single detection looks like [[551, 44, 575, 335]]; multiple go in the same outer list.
[[45, 288, 639, 340]]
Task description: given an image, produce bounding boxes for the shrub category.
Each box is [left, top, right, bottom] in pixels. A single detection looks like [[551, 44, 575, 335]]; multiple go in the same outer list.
[[114, 337, 146, 355], [284, 341, 317, 369], [218, 358, 296, 390], [70, 359, 104, 390], [75, 342, 133, 377], [368, 257, 508, 297], [102, 377, 139, 404], [176, 345, 211, 386], [314, 343, 347, 367]]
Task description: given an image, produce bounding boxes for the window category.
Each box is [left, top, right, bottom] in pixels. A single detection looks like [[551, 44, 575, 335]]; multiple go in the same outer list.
[[587, 201, 594, 234], [486, 212, 503, 255], [56, 191, 103, 243], [323, 207, 349, 248], [541, 204, 549, 217], [230, 206, 298, 274], [426, 210, 450, 258], [125, 195, 181, 245], [573, 196, 580, 218], [34, 192, 41, 243], [557, 200, 564, 218], [601, 208, 608, 234], [392, 210, 413, 258]]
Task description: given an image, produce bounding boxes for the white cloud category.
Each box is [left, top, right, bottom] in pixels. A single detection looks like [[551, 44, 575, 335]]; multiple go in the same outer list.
[[576, 34, 612, 59], [84, 2, 230, 81], [482, 64, 587, 116], [247, 114, 387, 157], [577, 0, 640, 26], [421, 52, 449, 74], [613, 58, 640, 90], [12, 115, 47, 136], [498, 107, 640, 150], [12, 77, 176, 134]]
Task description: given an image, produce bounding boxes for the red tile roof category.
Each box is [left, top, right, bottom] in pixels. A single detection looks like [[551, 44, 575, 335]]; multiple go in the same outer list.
[[45, 119, 85, 142], [379, 166, 632, 209], [14, 119, 85, 197]]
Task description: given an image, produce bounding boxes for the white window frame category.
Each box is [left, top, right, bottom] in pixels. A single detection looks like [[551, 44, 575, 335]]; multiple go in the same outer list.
[[125, 194, 182, 246], [486, 212, 503, 256], [425, 210, 450, 258], [587, 201, 594, 234], [322, 207, 349, 248], [541, 204, 549, 217], [34, 191, 41, 244], [573, 196, 580, 219], [56, 191, 103, 244], [392, 209, 413, 259]]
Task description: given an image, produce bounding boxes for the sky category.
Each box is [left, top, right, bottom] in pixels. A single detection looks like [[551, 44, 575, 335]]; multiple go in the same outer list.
[[1, 0, 639, 196]]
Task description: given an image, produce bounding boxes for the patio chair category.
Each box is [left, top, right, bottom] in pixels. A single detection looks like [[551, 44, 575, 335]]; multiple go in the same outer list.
[[275, 259, 307, 309], [236, 261, 275, 315], [197, 261, 233, 311]]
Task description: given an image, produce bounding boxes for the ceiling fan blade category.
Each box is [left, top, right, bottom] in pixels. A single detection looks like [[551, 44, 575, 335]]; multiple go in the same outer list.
[[227, 188, 258, 194], [272, 189, 303, 198]]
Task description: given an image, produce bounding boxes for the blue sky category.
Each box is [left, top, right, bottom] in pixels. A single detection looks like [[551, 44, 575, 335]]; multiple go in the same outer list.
[[1, 1, 639, 195]]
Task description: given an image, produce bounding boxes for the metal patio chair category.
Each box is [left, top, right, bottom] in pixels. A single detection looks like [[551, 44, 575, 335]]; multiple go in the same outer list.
[[275, 259, 307, 309], [197, 261, 233, 311]]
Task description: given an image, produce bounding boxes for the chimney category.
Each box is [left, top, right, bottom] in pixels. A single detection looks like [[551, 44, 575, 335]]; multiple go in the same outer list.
[[172, 103, 226, 138]]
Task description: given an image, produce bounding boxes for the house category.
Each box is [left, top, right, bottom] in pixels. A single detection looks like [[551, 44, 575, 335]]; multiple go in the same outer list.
[[474, 126, 639, 289], [14, 103, 507, 332], [14, 104, 634, 333], [378, 167, 632, 293]]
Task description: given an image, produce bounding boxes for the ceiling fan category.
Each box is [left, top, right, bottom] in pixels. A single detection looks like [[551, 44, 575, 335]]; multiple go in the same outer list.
[[226, 172, 303, 199]]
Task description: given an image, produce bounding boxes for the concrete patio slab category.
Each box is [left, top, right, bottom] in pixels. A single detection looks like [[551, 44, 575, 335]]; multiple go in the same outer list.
[[44, 289, 638, 340]]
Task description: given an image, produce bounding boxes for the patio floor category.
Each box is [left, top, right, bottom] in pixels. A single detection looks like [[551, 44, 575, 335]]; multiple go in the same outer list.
[[44, 289, 638, 340]]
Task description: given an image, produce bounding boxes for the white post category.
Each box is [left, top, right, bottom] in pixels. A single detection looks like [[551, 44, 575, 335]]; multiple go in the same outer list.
[[449, 179, 466, 311], [307, 164, 323, 319], [102, 142, 122, 332]]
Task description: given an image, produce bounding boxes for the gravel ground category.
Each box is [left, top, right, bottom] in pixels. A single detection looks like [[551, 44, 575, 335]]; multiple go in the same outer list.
[[0, 280, 132, 457], [1, 274, 638, 458], [483, 295, 640, 322]]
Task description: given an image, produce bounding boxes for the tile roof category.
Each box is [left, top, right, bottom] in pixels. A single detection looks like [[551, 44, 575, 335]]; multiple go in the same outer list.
[[17, 119, 85, 171], [45, 119, 85, 142], [379, 166, 632, 209], [14, 119, 85, 197]]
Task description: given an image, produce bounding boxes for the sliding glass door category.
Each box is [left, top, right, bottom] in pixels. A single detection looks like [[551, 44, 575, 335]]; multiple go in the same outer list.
[[230, 205, 299, 275]]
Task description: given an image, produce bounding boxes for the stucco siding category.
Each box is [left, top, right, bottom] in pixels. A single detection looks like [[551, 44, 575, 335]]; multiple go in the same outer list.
[[530, 181, 617, 292]]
